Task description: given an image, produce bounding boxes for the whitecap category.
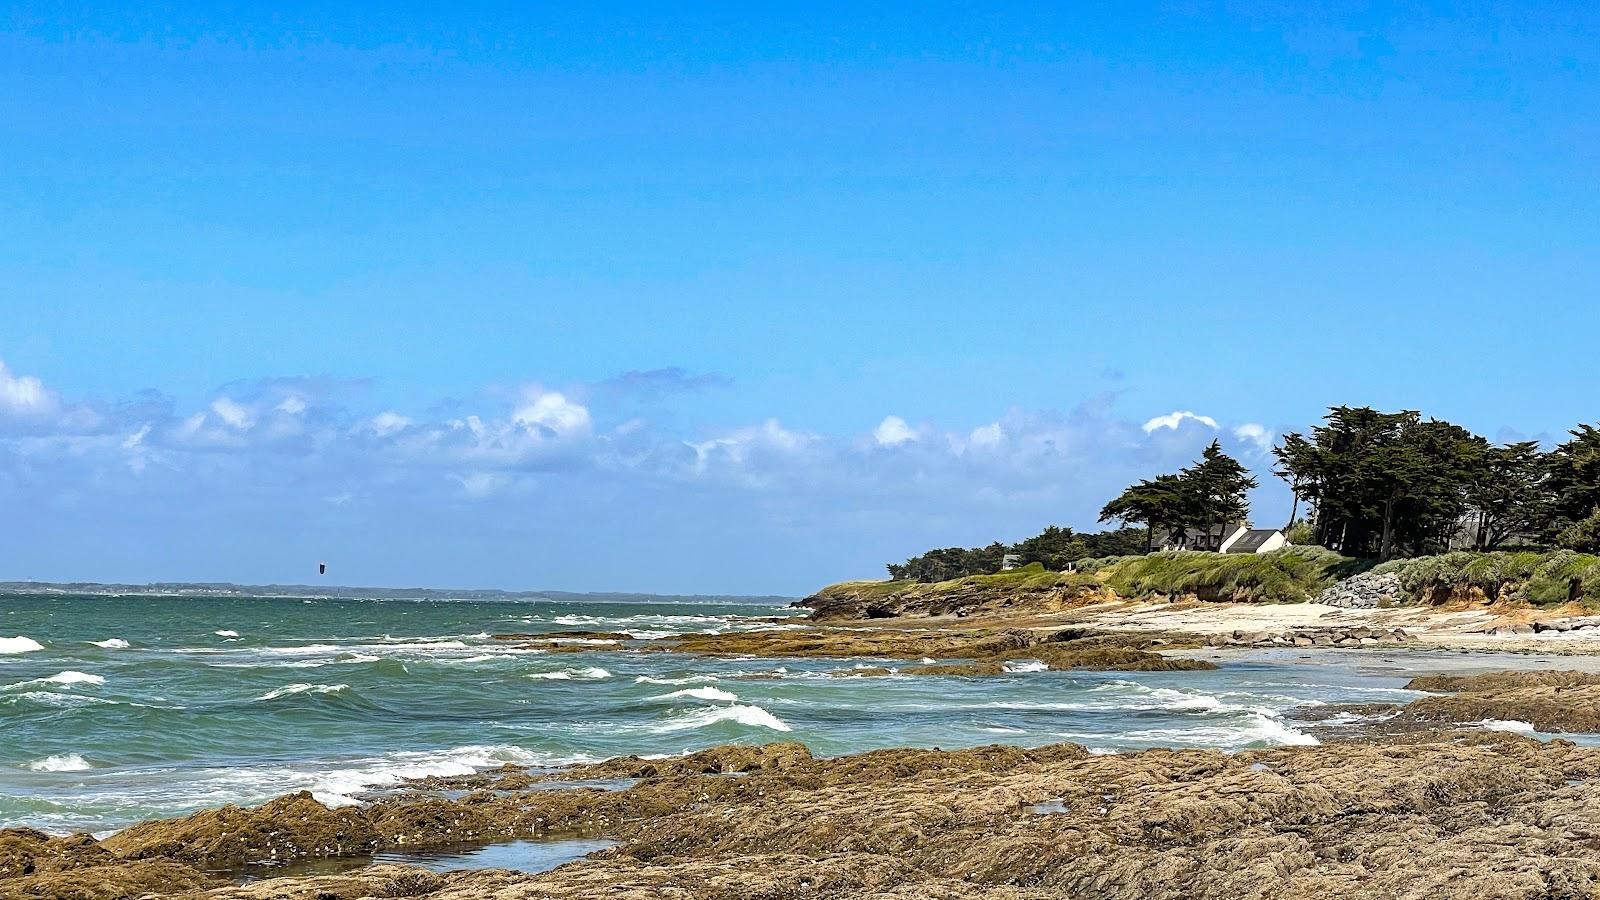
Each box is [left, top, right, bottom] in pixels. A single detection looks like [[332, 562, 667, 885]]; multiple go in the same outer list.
[[1003, 660, 1049, 673], [0, 691, 116, 708], [0, 636, 44, 655], [526, 667, 612, 681], [39, 671, 104, 687], [258, 644, 343, 656], [89, 638, 130, 649], [3, 671, 106, 691], [634, 674, 718, 686], [215, 744, 594, 809], [1477, 719, 1538, 736], [254, 683, 350, 701], [26, 753, 93, 772], [656, 687, 739, 702], [650, 703, 792, 733], [214, 630, 241, 638]]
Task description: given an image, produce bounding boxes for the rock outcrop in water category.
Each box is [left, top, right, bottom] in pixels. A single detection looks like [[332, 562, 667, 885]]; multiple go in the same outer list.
[[636, 625, 1217, 672], [1402, 670, 1600, 733]]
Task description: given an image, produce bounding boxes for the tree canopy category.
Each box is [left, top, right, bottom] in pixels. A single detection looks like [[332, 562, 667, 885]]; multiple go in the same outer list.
[[1098, 440, 1257, 549], [886, 409, 1600, 582], [1276, 407, 1600, 559], [886, 526, 1147, 582]]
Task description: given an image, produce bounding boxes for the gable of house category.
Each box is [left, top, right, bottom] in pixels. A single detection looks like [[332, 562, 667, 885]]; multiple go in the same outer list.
[[1223, 529, 1287, 554]]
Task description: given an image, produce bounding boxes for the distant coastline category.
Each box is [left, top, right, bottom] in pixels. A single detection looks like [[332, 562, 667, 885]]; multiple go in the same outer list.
[[0, 580, 796, 604]]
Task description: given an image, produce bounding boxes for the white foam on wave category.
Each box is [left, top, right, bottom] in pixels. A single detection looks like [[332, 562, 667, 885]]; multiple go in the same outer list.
[[1003, 660, 1049, 673], [231, 744, 591, 808], [211, 659, 328, 669], [26, 753, 92, 772], [1247, 714, 1321, 747], [983, 685, 1235, 715], [0, 691, 117, 708], [1477, 719, 1538, 736], [0, 636, 44, 655], [656, 686, 739, 702], [3, 671, 107, 692], [254, 683, 350, 701], [634, 674, 719, 686], [1122, 711, 1320, 749], [257, 644, 343, 656], [40, 671, 105, 687], [214, 630, 240, 638], [650, 703, 792, 733], [89, 638, 130, 649], [527, 667, 612, 681]]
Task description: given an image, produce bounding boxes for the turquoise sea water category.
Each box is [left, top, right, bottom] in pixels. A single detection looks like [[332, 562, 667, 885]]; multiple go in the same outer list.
[[0, 593, 1430, 836]]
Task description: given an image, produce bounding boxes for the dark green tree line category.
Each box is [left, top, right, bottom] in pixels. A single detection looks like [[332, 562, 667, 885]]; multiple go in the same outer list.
[[1275, 408, 1600, 559]]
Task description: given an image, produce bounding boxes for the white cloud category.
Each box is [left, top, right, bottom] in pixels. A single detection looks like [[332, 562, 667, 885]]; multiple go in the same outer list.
[[0, 362, 58, 417], [967, 422, 1004, 449], [511, 390, 591, 438], [683, 420, 827, 489], [1141, 410, 1219, 433], [210, 397, 255, 430], [1234, 423, 1275, 454], [0, 366, 1291, 542], [872, 415, 918, 447], [366, 411, 412, 437]]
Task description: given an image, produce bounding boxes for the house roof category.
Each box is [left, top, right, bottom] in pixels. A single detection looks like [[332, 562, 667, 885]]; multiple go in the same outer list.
[[1154, 523, 1246, 545], [1225, 529, 1283, 554]]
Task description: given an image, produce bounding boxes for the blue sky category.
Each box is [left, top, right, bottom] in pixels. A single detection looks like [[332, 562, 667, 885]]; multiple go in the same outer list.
[[3, 2, 1597, 594]]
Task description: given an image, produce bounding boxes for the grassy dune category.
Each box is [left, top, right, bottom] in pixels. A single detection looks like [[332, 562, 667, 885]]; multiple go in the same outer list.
[[816, 549, 1600, 614], [1373, 550, 1600, 607], [1101, 547, 1365, 603]]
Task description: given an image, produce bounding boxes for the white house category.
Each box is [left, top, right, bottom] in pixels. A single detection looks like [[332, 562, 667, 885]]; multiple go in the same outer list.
[[1220, 528, 1289, 554]]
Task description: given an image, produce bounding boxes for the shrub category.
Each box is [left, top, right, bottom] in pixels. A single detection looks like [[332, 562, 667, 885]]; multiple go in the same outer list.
[[1374, 550, 1600, 606], [1104, 547, 1361, 603]]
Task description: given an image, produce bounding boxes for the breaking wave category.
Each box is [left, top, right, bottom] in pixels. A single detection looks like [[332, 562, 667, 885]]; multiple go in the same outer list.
[[634, 674, 719, 686], [527, 667, 612, 681], [655, 686, 739, 702], [26, 753, 93, 772], [1477, 719, 1537, 736], [89, 638, 130, 649], [650, 703, 792, 733], [3, 671, 106, 691], [0, 636, 44, 655], [254, 683, 351, 702]]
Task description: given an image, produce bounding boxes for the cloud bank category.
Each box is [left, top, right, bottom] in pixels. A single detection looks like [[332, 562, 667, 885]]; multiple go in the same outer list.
[[0, 360, 1287, 592]]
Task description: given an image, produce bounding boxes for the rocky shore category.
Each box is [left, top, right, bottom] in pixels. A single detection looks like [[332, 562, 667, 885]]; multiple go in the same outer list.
[[4, 668, 1599, 900], [13, 576, 1600, 900]]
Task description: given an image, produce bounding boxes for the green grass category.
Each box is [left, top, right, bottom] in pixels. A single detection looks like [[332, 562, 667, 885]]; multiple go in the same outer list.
[[1372, 550, 1600, 606], [824, 548, 1600, 611], [816, 563, 1093, 601], [1103, 547, 1367, 603]]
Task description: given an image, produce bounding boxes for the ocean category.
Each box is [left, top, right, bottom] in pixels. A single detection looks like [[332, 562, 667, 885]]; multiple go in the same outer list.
[[0, 592, 1430, 836]]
